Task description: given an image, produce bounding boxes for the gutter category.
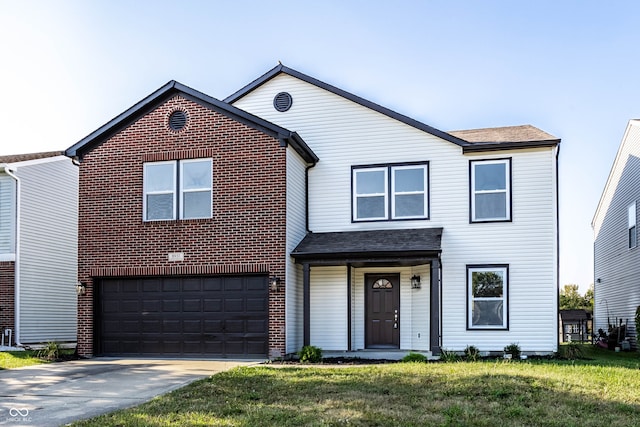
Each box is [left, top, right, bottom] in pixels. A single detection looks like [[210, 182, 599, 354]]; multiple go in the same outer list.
[[1, 163, 22, 346]]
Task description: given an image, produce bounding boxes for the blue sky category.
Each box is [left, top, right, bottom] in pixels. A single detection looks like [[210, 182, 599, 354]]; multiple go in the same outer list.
[[2, 1, 637, 291]]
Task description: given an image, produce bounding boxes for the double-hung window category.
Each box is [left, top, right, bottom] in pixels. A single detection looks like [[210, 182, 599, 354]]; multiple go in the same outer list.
[[143, 158, 212, 221], [629, 202, 637, 249], [352, 163, 428, 221], [467, 265, 508, 330], [470, 159, 511, 222]]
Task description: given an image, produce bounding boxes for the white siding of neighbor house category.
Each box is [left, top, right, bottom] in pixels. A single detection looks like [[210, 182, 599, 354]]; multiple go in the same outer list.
[[285, 148, 309, 354], [0, 175, 16, 259], [14, 156, 78, 343], [233, 73, 558, 354], [593, 120, 640, 341]]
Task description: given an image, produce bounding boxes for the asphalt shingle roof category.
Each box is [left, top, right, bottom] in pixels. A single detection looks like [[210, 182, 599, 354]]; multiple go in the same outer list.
[[291, 228, 443, 262], [0, 151, 63, 164]]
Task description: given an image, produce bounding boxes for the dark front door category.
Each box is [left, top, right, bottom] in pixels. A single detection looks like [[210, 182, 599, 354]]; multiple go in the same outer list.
[[365, 273, 400, 349]]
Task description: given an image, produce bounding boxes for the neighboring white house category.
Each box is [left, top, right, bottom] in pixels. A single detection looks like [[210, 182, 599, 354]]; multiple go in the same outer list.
[[0, 151, 78, 346], [226, 64, 560, 356], [593, 119, 640, 346]]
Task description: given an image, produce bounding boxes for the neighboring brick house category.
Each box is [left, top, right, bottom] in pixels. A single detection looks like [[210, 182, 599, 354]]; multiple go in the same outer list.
[[0, 151, 78, 347], [65, 82, 316, 358]]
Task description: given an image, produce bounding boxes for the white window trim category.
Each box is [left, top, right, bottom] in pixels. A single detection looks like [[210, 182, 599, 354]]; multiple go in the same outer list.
[[391, 164, 428, 220], [467, 265, 508, 330], [143, 160, 177, 221], [629, 202, 637, 249], [179, 158, 213, 220], [353, 167, 388, 221], [470, 159, 511, 222]]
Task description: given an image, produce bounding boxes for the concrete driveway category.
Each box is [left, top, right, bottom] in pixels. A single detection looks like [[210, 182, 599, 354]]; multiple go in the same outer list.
[[0, 358, 261, 427]]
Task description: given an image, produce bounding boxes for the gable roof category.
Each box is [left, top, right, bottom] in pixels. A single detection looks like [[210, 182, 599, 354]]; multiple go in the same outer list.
[[291, 228, 442, 266], [0, 151, 64, 164], [225, 64, 560, 153], [65, 80, 318, 164]]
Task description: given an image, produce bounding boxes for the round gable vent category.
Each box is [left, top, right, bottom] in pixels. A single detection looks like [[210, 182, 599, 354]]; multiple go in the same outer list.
[[168, 110, 188, 131], [273, 92, 292, 112]]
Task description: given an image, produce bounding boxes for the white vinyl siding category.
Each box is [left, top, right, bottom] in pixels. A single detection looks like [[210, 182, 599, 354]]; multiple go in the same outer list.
[[285, 148, 309, 354], [593, 120, 640, 340], [310, 267, 348, 350], [15, 157, 78, 343], [233, 73, 558, 354], [0, 175, 16, 257]]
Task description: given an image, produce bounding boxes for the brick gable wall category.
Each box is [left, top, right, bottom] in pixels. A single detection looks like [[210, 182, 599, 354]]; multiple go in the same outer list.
[[0, 261, 15, 344], [77, 95, 287, 357]]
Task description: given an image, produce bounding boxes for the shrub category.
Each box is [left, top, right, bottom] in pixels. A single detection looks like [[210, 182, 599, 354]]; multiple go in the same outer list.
[[298, 345, 322, 363], [439, 349, 459, 362], [38, 342, 61, 361], [402, 352, 427, 363], [560, 342, 584, 360], [503, 343, 521, 359], [464, 345, 480, 361]]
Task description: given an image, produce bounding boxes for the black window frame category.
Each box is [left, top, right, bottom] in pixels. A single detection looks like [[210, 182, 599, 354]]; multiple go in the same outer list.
[[469, 158, 512, 223], [351, 161, 430, 223], [466, 264, 509, 331]]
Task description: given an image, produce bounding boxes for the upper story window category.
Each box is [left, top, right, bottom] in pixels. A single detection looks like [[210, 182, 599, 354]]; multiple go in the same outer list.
[[629, 202, 637, 249], [352, 162, 428, 222], [143, 159, 212, 221], [467, 265, 508, 330], [470, 158, 511, 223]]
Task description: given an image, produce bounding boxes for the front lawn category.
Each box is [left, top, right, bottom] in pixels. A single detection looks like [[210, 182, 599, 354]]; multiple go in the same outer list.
[[0, 351, 47, 369], [72, 345, 640, 426]]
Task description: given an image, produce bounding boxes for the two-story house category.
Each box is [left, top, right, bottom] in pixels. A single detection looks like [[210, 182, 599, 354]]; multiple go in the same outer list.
[[66, 64, 559, 359], [593, 119, 640, 346], [0, 151, 78, 348]]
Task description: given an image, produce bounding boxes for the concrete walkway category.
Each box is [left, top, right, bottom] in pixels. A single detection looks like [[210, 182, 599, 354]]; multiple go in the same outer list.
[[0, 358, 261, 426]]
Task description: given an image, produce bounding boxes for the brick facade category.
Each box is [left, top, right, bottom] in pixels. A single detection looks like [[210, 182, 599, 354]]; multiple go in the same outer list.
[[0, 261, 15, 344], [77, 95, 287, 357]]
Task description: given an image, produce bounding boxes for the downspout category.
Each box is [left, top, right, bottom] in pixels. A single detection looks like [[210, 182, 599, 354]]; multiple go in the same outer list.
[[2, 164, 21, 347], [305, 163, 316, 233]]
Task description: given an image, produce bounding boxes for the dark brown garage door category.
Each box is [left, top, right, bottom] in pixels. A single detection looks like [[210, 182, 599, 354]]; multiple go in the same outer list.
[[96, 276, 268, 357]]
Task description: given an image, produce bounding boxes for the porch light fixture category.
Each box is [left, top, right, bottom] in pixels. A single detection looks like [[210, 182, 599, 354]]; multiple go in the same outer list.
[[270, 276, 281, 292], [411, 275, 421, 289], [76, 281, 87, 296]]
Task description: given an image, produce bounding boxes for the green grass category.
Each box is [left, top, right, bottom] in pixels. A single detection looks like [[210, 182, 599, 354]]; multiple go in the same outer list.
[[0, 351, 48, 369], [69, 345, 640, 427]]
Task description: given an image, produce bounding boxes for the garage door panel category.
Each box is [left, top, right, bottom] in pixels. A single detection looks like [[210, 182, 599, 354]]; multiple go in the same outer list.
[[247, 298, 267, 312], [162, 279, 180, 292], [121, 300, 140, 312], [97, 276, 268, 357], [204, 299, 222, 312], [224, 277, 243, 291], [183, 299, 202, 312], [203, 278, 222, 291]]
